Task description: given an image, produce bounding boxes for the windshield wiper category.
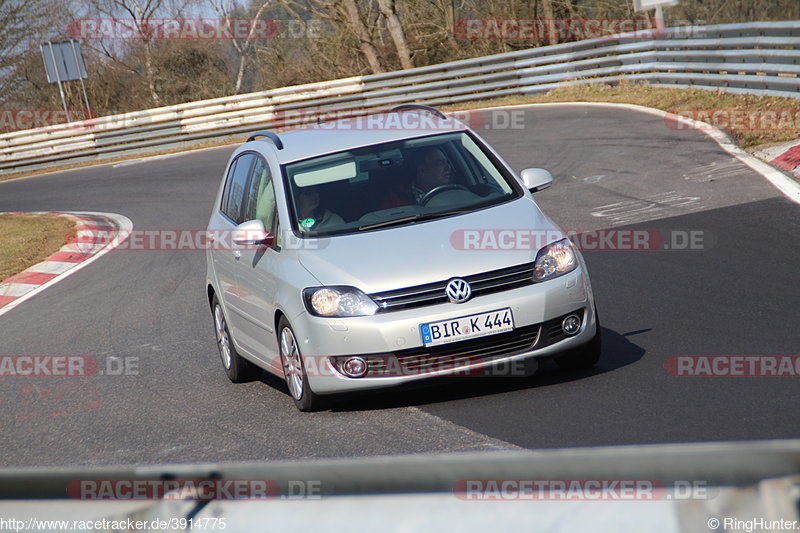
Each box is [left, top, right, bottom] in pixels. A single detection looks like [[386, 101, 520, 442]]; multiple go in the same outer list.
[[358, 210, 471, 231]]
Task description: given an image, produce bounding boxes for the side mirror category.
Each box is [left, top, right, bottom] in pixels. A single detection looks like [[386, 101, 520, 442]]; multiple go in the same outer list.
[[520, 168, 553, 193], [232, 219, 275, 247]]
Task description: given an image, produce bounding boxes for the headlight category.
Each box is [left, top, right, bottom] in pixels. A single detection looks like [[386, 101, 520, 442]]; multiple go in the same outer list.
[[533, 238, 577, 282], [302, 286, 379, 317]]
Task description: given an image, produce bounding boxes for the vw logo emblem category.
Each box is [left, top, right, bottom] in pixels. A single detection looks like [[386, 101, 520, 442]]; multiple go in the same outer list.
[[445, 278, 472, 304]]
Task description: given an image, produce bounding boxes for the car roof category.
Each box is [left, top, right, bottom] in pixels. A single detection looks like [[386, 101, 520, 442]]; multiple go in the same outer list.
[[249, 111, 470, 164]]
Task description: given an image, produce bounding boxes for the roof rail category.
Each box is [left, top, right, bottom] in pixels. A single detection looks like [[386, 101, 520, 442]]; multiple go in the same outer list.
[[391, 104, 447, 120], [246, 130, 284, 150]]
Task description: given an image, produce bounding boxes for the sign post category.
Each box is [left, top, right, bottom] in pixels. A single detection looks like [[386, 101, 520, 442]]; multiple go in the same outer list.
[[40, 39, 91, 123], [633, 0, 680, 31]]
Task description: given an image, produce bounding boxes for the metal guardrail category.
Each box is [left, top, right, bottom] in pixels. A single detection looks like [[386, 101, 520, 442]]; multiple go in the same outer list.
[[2, 440, 800, 499], [1, 21, 798, 174]]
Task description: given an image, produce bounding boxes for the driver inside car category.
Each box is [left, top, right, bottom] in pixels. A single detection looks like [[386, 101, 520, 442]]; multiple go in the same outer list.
[[380, 147, 453, 208], [412, 147, 452, 201], [296, 185, 345, 232]]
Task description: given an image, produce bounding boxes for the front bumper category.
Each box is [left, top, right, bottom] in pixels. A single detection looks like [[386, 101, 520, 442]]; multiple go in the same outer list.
[[292, 267, 596, 394]]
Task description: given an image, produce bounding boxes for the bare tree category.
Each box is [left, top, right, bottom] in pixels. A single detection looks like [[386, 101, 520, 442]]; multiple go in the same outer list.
[[211, 0, 274, 94], [6, 0, 798, 121], [339, 0, 385, 73], [376, 0, 413, 69], [272, 0, 387, 74], [0, 0, 64, 106], [540, 0, 558, 45], [75, 0, 195, 105]]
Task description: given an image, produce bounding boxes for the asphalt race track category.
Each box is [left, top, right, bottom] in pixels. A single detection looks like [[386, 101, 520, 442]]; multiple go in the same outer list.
[[1, 105, 798, 466]]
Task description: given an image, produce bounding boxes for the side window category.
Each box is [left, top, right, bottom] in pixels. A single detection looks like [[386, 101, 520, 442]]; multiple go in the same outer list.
[[221, 153, 255, 223], [245, 156, 278, 233], [220, 158, 237, 213]]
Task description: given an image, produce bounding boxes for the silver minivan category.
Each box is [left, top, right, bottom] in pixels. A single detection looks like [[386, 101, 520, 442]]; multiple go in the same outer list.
[[206, 106, 600, 411]]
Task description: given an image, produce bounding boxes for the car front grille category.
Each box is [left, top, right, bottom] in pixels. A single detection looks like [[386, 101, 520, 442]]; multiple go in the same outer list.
[[369, 262, 537, 312], [330, 309, 584, 378]]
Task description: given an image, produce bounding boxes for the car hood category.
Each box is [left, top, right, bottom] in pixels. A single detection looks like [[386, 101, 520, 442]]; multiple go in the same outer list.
[[297, 197, 563, 293]]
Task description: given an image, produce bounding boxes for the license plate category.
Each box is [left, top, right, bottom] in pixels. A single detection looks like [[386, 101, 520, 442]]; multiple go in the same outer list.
[[419, 308, 514, 347]]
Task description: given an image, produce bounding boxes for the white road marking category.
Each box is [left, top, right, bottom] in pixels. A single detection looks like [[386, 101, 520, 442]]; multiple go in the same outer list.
[[682, 159, 746, 183], [581, 174, 608, 183], [112, 154, 173, 167], [591, 191, 703, 226]]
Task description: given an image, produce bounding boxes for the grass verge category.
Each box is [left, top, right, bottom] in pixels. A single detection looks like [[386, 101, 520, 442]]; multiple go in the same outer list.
[[0, 213, 76, 282], [442, 81, 800, 149]]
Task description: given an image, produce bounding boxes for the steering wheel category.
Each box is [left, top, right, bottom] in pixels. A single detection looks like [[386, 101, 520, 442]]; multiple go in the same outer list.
[[419, 184, 470, 205]]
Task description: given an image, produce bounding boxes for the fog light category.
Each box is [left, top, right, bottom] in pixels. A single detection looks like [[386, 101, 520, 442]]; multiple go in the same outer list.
[[562, 314, 581, 336], [340, 357, 368, 378]]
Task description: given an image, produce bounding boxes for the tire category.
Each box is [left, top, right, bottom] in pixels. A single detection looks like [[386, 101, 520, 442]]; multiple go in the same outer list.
[[278, 316, 326, 412], [212, 295, 262, 383], [554, 310, 602, 371]]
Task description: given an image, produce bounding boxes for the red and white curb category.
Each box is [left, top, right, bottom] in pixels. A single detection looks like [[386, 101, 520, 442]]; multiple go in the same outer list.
[[750, 139, 800, 179], [0, 211, 132, 317]]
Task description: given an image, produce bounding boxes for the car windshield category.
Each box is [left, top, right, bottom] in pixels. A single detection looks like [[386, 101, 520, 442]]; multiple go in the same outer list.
[[282, 132, 520, 236]]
